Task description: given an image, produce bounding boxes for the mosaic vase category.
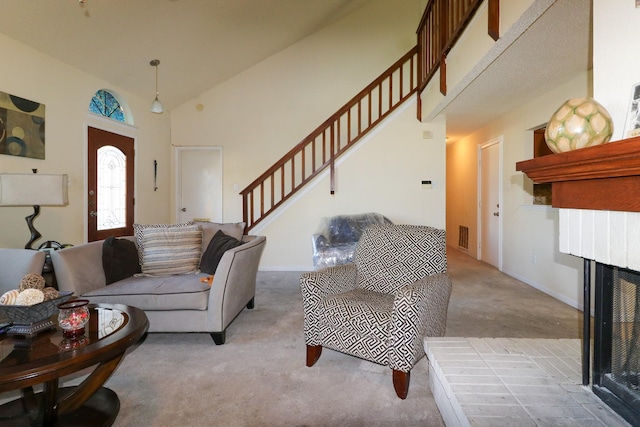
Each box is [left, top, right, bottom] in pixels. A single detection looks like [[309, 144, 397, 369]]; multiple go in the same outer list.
[[545, 97, 613, 153]]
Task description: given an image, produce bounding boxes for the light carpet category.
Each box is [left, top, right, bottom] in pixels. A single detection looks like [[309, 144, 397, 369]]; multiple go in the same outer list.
[[106, 271, 443, 426]]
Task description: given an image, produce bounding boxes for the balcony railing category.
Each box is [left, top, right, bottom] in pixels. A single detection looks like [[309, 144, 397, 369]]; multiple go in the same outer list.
[[417, 0, 498, 96]]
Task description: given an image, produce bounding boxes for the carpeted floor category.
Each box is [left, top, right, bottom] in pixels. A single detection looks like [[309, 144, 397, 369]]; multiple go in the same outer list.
[[0, 248, 584, 426]]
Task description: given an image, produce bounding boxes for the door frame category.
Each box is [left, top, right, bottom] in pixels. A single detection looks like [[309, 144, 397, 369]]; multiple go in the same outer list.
[[174, 146, 223, 223], [84, 114, 138, 242], [477, 136, 503, 270]]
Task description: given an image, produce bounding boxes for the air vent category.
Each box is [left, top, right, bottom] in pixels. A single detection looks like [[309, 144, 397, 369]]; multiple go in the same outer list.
[[458, 226, 469, 250]]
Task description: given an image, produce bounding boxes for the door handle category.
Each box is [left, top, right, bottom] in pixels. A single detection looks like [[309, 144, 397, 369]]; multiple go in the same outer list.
[[493, 212, 499, 217], [181, 208, 187, 212]]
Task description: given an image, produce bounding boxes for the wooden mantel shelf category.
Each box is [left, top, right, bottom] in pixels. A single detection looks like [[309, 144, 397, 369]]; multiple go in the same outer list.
[[515, 136, 640, 212]]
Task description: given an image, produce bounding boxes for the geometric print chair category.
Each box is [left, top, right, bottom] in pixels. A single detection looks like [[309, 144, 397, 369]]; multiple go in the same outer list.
[[299, 224, 452, 399]]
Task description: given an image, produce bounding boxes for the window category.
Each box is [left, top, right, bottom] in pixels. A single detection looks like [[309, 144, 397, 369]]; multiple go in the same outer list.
[[89, 90, 126, 122], [96, 145, 126, 231]]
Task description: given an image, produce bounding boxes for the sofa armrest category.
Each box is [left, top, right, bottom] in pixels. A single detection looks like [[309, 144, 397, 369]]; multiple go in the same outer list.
[[0, 249, 46, 292], [51, 240, 108, 296], [207, 235, 266, 331]]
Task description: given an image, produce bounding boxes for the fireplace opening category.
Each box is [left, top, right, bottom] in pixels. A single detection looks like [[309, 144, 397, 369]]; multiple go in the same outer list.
[[593, 262, 640, 426]]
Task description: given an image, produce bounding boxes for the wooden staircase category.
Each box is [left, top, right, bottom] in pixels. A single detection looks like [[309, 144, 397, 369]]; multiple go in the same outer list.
[[240, 0, 496, 232], [240, 47, 418, 231]]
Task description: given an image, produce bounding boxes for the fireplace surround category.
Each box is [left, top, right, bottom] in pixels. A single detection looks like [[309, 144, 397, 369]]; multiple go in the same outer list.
[[517, 135, 640, 426]]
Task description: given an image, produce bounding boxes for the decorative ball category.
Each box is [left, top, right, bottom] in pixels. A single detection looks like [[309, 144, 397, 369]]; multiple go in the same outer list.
[[42, 287, 59, 301], [16, 288, 45, 306], [0, 289, 19, 305], [18, 273, 46, 292], [545, 97, 613, 153]]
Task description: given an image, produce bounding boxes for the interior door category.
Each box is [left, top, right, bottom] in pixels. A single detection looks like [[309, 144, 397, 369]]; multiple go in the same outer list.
[[176, 147, 222, 223], [88, 127, 135, 241], [479, 139, 501, 269]]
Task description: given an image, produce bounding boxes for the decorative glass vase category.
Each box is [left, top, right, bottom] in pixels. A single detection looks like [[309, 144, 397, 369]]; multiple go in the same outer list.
[[57, 299, 90, 337], [545, 97, 613, 153]]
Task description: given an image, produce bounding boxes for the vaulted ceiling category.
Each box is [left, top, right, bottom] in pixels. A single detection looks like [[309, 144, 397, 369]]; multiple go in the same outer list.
[[1, 0, 591, 142], [0, 0, 374, 111]]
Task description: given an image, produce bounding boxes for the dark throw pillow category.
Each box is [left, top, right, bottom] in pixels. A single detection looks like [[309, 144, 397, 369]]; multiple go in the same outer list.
[[102, 237, 142, 285], [200, 230, 244, 275]]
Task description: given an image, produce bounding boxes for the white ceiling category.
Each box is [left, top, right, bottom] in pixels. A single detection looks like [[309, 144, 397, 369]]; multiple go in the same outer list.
[[0, 0, 374, 111], [0, 0, 591, 142]]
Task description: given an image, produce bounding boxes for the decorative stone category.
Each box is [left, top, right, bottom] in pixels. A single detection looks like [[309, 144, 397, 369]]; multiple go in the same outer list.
[[16, 288, 45, 306], [18, 273, 46, 292], [545, 97, 613, 153]]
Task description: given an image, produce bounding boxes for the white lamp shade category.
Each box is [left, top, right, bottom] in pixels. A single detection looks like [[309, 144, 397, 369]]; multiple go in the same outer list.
[[0, 174, 69, 206], [150, 98, 163, 114]]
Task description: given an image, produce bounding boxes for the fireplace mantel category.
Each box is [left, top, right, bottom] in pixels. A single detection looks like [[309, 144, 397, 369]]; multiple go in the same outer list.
[[516, 136, 640, 212]]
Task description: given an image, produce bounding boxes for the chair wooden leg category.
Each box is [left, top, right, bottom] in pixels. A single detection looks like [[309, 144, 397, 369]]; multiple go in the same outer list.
[[306, 345, 322, 367], [392, 369, 410, 399]]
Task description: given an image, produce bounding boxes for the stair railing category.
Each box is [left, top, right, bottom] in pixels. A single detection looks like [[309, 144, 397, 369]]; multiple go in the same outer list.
[[240, 47, 418, 231]]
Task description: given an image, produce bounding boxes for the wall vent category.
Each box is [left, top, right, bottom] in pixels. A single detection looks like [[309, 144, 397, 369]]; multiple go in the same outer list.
[[458, 225, 469, 250]]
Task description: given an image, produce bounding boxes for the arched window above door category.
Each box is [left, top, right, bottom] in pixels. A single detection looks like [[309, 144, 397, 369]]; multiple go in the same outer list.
[[89, 89, 130, 124]]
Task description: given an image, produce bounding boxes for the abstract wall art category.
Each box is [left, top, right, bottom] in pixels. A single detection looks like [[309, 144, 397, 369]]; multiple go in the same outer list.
[[0, 91, 46, 159]]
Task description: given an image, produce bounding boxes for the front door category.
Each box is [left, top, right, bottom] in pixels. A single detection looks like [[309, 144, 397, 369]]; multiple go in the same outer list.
[[88, 127, 135, 241]]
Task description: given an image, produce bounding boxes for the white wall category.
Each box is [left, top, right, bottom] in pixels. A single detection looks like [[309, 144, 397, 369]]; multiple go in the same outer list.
[[0, 33, 172, 249], [256, 102, 446, 270], [593, 1, 640, 137], [171, 0, 444, 270]]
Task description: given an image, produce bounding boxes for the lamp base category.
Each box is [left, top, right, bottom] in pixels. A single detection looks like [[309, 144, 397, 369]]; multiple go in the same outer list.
[[25, 205, 42, 250]]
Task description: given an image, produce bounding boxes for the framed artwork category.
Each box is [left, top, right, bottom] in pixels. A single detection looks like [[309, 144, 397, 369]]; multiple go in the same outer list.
[[623, 82, 640, 139], [0, 91, 46, 159]]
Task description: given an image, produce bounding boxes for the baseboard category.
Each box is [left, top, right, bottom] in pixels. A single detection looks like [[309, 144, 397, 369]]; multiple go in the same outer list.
[[501, 268, 582, 311]]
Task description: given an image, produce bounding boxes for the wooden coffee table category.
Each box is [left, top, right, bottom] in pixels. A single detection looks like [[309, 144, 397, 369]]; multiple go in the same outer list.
[[0, 303, 148, 427]]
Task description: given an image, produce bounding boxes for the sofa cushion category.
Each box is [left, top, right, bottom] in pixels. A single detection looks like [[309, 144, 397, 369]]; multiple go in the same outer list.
[[195, 221, 245, 254], [200, 230, 244, 274], [102, 236, 141, 285], [133, 223, 203, 276], [82, 274, 211, 310]]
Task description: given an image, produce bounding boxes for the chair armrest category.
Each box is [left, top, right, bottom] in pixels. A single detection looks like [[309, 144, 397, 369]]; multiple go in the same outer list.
[[207, 235, 266, 331], [299, 263, 358, 345], [0, 249, 46, 292], [389, 273, 453, 371]]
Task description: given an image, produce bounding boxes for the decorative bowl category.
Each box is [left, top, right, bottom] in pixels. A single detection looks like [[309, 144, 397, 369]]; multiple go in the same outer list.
[[57, 299, 90, 337], [0, 291, 74, 325], [545, 97, 614, 153]]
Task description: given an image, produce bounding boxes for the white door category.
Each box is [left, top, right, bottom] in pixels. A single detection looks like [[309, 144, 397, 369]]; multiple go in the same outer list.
[[479, 139, 502, 269], [176, 147, 223, 223]]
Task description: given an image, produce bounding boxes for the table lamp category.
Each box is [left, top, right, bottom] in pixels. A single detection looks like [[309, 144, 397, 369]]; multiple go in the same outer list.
[[0, 173, 69, 249]]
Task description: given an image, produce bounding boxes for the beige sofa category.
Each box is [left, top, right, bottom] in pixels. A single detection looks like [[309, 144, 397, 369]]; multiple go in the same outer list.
[[51, 233, 266, 344]]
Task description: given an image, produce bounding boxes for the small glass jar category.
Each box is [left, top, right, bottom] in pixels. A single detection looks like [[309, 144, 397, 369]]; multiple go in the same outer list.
[[57, 299, 90, 337]]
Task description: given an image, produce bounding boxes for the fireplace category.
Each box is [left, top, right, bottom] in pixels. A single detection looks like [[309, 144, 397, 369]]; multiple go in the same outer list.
[[515, 136, 640, 426], [593, 263, 640, 426]]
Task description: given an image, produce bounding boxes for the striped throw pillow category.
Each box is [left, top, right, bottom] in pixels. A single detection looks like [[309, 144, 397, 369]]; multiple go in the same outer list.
[[133, 223, 203, 276]]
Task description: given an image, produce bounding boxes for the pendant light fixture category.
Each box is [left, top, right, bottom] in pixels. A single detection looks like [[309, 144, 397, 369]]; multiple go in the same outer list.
[[150, 59, 163, 114]]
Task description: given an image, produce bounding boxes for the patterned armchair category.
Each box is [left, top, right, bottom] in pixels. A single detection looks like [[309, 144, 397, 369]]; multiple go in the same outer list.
[[300, 224, 452, 399]]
